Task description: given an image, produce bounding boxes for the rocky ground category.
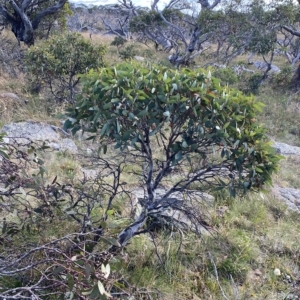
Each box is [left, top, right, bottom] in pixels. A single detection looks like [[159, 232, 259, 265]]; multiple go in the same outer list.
[[272, 142, 300, 212], [2, 119, 300, 214]]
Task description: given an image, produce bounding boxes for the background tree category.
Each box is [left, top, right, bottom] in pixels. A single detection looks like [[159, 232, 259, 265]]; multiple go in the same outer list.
[[67, 3, 103, 36], [127, 0, 209, 66], [0, 0, 69, 45], [90, 0, 298, 72]]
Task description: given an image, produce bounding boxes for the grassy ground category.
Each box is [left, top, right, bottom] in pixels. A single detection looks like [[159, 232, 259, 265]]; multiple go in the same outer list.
[[1, 31, 300, 299]]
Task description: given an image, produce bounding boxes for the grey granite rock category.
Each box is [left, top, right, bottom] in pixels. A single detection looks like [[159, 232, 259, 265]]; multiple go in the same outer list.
[[273, 142, 300, 156], [0, 92, 28, 104], [271, 187, 300, 211], [1, 121, 77, 154]]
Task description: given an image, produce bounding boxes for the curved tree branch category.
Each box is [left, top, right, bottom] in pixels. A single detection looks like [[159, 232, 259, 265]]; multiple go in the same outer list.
[[158, 10, 188, 49], [32, 0, 67, 29], [282, 25, 300, 37], [198, 0, 221, 10]]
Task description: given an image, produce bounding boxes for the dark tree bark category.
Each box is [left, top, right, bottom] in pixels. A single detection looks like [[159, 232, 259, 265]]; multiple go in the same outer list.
[[0, 0, 67, 46]]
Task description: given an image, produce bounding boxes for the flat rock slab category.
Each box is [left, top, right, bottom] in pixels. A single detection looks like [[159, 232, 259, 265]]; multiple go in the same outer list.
[[0, 92, 20, 101], [271, 187, 300, 211], [1, 121, 77, 154], [273, 142, 300, 156], [81, 168, 99, 180]]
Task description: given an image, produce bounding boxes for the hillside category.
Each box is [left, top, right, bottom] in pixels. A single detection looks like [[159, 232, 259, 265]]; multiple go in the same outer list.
[[0, 17, 300, 300]]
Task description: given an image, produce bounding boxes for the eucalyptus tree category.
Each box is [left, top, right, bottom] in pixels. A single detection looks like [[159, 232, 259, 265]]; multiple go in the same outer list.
[[65, 62, 281, 247], [118, 0, 300, 70], [127, 0, 221, 66], [0, 0, 69, 45], [0, 61, 281, 299]]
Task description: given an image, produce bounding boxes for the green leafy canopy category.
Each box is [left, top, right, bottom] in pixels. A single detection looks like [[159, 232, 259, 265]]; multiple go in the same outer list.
[[65, 62, 281, 190], [25, 32, 106, 103]]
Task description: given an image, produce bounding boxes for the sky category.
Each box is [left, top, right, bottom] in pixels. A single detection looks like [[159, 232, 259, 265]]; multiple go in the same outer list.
[[69, 0, 156, 7]]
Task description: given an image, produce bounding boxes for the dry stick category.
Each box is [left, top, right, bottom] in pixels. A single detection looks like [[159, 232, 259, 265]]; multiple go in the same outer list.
[[208, 252, 230, 300], [230, 274, 240, 300]]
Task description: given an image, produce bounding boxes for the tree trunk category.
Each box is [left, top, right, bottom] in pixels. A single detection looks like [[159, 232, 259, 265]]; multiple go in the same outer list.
[[0, 0, 67, 46], [168, 25, 202, 67]]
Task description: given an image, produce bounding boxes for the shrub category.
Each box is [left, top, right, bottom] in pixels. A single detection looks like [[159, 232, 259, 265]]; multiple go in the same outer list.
[[25, 32, 106, 103], [110, 36, 127, 52], [238, 73, 262, 95], [0, 134, 121, 299], [119, 44, 137, 60], [274, 65, 293, 87], [212, 67, 239, 84], [65, 62, 281, 247]]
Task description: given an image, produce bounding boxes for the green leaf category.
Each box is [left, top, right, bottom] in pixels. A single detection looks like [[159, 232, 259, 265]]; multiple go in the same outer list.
[[106, 210, 114, 216], [256, 167, 263, 173], [81, 289, 93, 296], [67, 274, 74, 291], [137, 108, 148, 117], [0, 149, 8, 159], [103, 144, 107, 154], [85, 263, 92, 279], [223, 122, 230, 129], [98, 280, 105, 295], [53, 266, 65, 275], [100, 237, 121, 247], [163, 72, 168, 81], [175, 150, 183, 161], [101, 123, 108, 136], [2, 220, 7, 234], [116, 119, 121, 133]]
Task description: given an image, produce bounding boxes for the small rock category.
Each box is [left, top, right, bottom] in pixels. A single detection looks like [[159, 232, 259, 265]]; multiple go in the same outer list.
[[81, 168, 99, 180], [0, 92, 20, 101], [0, 92, 28, 104], [134, 56, 145, 62], [86, 148, 93, 155], [274, 268, 281, 276]]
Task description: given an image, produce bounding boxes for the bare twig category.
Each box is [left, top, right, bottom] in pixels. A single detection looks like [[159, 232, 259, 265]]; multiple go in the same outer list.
[[208, 252, 230, 300]]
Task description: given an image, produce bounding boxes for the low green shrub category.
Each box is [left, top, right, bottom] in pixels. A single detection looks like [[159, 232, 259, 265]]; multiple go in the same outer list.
[[212, 67, 239, 84], [25, 32, 106, 103], [119, 44, 137, 60]]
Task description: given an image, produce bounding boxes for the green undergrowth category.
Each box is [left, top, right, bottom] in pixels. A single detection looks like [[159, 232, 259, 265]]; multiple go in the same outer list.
[[113, 193, 300, 299], [256, 85, 300, 146]]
